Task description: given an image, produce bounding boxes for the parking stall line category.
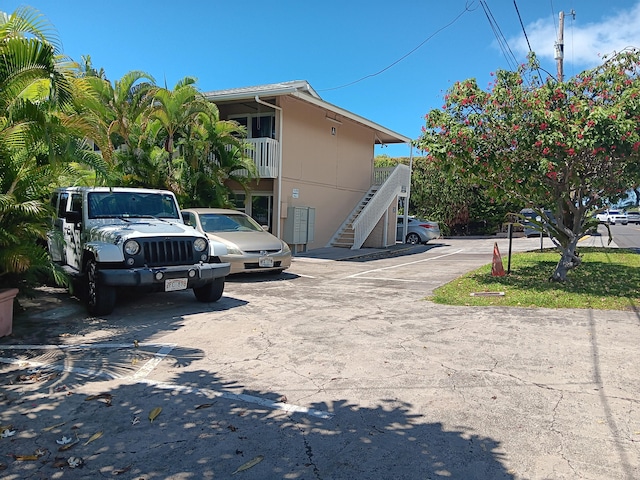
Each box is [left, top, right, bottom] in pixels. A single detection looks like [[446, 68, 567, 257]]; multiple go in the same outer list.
[[350, 277, 439, 283], [137, 378, 334, 419], [0, 342, 174, 351], [0, 342, 177, 381], [346, 249, 464, 279], [131, 344, 176, 379], [0, 356, 123, 380], [0, 342, 333, 419]]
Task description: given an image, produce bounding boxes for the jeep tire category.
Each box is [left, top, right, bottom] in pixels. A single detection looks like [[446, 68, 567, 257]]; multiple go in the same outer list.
[[86, 258, 116, 316], [193, 277, 225, 303]]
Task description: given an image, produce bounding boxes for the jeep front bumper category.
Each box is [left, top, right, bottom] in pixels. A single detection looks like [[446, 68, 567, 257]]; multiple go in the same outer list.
[[96, 262, 230, 287]]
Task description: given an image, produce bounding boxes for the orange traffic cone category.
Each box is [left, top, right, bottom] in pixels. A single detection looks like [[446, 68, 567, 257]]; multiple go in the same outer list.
[[491, 242, 505, 277]]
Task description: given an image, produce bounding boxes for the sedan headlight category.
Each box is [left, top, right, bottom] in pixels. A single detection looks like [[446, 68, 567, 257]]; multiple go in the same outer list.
[[193, 237, 208, 252], [124, 240, 140, 255], [226, 244, 243, 255], [282, 242, 291, 253]]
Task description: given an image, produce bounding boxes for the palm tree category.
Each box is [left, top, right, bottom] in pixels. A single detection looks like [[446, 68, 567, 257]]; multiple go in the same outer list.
[[144, 77, 212, 192], [192, 113, 258, 207], [0, 6, 94, 291]]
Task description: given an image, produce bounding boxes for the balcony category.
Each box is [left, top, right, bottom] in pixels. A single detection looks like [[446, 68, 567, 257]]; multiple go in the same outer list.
[[234, 138, 280, 178]]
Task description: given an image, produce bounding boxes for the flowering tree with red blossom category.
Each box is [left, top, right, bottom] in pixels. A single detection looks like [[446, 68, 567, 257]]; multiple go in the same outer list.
[[417, 49, 640, 281]]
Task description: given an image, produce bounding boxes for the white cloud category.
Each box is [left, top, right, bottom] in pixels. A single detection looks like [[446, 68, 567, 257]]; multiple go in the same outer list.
[[509, 2, 640, 68]]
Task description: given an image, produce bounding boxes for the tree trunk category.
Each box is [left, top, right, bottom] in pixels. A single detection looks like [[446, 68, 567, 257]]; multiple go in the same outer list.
[[550, 243, 581, 282]]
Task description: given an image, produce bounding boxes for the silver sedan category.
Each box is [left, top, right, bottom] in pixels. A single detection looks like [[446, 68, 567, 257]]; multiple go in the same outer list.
[[182, 208, 292, 274], [396, 216, 441, 244]]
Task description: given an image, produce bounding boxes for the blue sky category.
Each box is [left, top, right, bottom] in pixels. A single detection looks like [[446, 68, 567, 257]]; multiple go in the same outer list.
[[4, 1, 640, 157]]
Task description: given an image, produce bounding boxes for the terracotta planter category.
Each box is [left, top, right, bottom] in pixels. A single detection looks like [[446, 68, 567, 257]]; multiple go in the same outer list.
[[0, 288, 18, 337]]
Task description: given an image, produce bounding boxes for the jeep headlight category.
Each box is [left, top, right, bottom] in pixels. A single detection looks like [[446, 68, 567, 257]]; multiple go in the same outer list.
[[124, 240, 140, 255], [194, 237, 208, 252]]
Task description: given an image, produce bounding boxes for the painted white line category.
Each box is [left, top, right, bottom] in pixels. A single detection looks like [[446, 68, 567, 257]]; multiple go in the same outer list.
[[293, 257, 331, 263], [132, 344, 175, 379], [347, 249, 464, 278], [137, 378, 334, 419], [293, 273, 316, 278], [352, 277, 439, 283], [0, 343, 175, 350], [0, 343, 177, 380], [0, 342, 332, 419], [0, 356, 123, 379]]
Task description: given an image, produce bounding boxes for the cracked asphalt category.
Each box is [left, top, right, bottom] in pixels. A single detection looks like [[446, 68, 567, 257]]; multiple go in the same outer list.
[[1, 234, 639, 479]]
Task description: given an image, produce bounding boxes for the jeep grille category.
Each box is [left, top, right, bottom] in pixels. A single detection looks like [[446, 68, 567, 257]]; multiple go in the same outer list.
[[141, 239, 195, 266]]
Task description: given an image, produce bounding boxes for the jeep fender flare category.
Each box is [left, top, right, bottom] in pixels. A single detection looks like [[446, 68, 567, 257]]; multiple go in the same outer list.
[[84, 242, 124, 263], [208, 239, 228, 257]]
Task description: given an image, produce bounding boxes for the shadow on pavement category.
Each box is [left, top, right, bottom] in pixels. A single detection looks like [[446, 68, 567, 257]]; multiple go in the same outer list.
[[0, 366, 514, 479]]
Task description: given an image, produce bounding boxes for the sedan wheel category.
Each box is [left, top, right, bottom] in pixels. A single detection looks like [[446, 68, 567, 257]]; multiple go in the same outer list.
[[406, 233, 421, 245]]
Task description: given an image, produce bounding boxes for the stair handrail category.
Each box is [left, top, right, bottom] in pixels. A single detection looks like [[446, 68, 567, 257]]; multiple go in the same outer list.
[[352, 164, 410, 249]]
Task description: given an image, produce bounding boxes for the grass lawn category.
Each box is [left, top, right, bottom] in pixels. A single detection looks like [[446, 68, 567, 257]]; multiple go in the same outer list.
[[429, 247, 640, 310]]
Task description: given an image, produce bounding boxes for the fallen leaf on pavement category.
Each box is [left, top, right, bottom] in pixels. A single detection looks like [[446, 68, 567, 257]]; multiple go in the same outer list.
[[84, 393, 112, 402], [43, 422, 65, 432], [83, 431, 103, 446], [1, 429, 16, 438], [58, 440, 79, 452], [13, 454, 39, 461], [232, 455, 264, 475], [67, 456, 82, 468], [113, 464, 132, 475], [195, 403, 213, 410], [149, 407, 162, 422]]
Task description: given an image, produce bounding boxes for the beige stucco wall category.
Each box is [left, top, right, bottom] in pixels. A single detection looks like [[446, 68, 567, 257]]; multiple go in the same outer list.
[[277, 96, 376, 249], [362, 198, 399, 248]]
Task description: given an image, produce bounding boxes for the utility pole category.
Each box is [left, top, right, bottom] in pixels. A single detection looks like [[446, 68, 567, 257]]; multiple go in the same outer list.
[[555, 11, 565, 82]]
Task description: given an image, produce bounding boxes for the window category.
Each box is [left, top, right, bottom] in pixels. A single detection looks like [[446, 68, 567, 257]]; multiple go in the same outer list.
[[55, 192, 69, 218], [231, 193, 246, 212], [251, 195, 273, 230], [70, 193, 82, 214], [230, 114, 275, 139]]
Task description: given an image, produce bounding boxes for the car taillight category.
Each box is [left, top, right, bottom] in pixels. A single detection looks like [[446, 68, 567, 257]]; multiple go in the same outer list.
[[419, 224, 434, 228]]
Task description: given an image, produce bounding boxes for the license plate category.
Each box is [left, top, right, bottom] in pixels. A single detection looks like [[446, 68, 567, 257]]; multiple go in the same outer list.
[[165, 278, 188, 292], [259, 256, 274, 268]]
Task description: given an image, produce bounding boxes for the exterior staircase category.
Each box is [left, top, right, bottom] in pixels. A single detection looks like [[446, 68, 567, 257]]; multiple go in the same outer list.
[[328, 164, 411, 249], [330, 186, 379, 248]]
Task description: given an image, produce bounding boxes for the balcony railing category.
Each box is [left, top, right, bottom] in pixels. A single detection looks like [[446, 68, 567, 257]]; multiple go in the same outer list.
[[232, 138, 280, 178]]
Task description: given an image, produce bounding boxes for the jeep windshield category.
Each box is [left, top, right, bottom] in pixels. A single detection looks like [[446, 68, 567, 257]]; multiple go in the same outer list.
[[88, 192, 180, 220]]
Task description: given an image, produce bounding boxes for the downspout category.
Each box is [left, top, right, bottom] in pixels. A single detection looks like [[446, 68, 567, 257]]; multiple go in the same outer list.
[[255, 95, 283, 238]]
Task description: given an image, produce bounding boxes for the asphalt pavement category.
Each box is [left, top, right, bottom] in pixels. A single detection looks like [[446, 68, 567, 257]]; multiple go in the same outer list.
[[0, 232, 638, 480]]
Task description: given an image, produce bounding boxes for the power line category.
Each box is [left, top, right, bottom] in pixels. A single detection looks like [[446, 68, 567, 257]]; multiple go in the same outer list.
[[319, 1, 478, 92], [513, 0, 533, 57], [480, 0, 519, 71], [513, 0, 556, 84]]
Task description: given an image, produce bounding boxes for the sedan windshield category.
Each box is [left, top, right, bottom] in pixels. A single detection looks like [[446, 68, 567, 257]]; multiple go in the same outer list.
[[200, 213, 263, 232]]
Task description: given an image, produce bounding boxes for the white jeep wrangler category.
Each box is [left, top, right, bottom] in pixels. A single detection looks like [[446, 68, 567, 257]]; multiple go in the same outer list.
[[48, 187, 230, 315]]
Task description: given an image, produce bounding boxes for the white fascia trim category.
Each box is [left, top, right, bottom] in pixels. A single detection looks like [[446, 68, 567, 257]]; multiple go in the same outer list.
[[204, 86, 301, 103]]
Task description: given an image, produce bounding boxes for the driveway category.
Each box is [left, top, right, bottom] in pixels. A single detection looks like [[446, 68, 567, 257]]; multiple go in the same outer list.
[[1, 235, 638, 479]]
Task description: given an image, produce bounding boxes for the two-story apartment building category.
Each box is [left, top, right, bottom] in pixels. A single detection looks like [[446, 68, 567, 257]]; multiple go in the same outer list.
[[203, 80, 412, 252]]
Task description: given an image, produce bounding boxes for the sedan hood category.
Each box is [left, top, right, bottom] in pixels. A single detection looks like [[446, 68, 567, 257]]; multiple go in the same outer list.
[[204, 230, 284, 252]]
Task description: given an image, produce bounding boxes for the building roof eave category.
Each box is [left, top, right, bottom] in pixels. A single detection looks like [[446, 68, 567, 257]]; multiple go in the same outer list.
[[203, 80, 410, 146]]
